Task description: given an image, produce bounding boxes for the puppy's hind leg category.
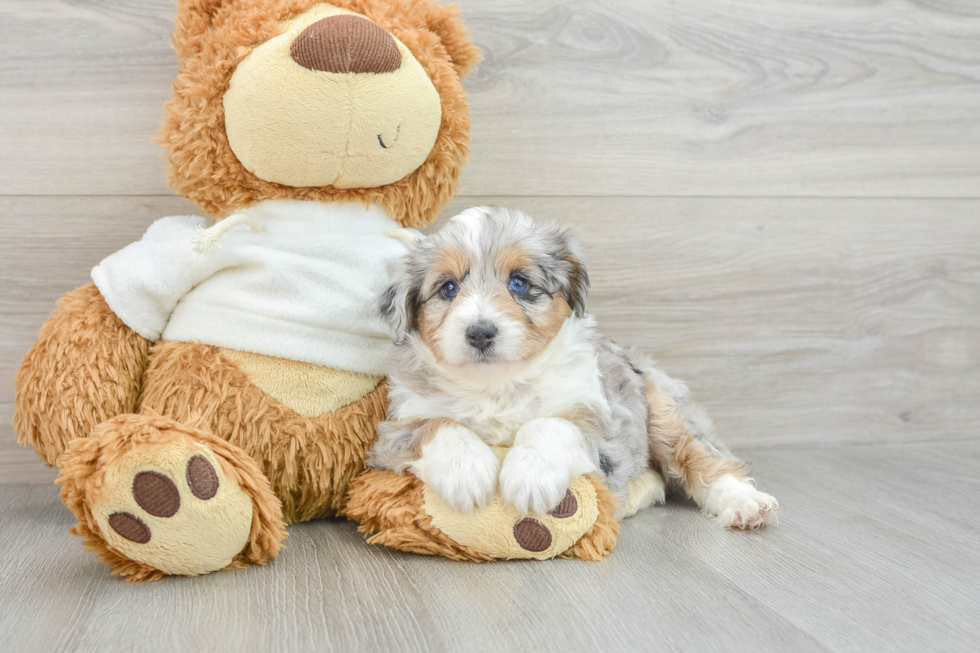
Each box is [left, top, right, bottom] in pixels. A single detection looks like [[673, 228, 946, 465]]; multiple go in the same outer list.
[[621, 468, 667, 518], [640, 367, 778, 529]]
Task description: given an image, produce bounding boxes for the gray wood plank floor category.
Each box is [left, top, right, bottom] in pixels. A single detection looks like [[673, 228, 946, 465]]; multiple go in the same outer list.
[[2, 440, 978, 653]]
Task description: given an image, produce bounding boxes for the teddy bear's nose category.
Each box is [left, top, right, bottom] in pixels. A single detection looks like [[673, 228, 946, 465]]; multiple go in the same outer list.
[[290, 15, 402, 74]]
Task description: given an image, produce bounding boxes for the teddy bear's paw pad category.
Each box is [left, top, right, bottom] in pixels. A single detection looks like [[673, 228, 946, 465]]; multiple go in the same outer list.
[[423, 480, 600, 560], [93, 444, 253, 576], [547, 490, 578, 519], [132, 470, 181, 517], [513, 518, 552, 552], [186, 455, 220, 500], [105, 456, 218, 542], [107, 512, 151, 544], [509, 491, 578, 552]]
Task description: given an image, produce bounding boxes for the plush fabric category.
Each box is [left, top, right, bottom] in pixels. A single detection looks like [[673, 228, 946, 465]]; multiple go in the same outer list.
[[87, 430, 255, 577], [420, 449, 603, 560], [138, 340, 386, 523], [557, 478, 620, 562], [290, 12, 402, 73], [163, 0, 481, 225], [223, 4, 443, 189], [221, 349, 382, 417], [92, 199, 411, 375], [58, 413, 286, 582], [345, 470, 493, 561], [14, 283, 150, 466], [345, 464, 621, 562]]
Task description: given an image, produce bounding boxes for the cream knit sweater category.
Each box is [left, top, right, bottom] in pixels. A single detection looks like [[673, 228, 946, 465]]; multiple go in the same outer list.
[[92, 199, 413, 376]]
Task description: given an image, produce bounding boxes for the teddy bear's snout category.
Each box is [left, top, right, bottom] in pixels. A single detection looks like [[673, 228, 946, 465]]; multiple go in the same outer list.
[[290, 15, 402, 75]]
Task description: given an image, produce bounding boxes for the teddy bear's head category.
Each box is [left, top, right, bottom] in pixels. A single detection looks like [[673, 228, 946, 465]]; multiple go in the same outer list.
[[161, 0, 480, 227]]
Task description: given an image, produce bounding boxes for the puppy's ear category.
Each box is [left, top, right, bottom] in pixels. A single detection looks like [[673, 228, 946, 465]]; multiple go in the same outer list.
[[377, 273, 419, 344], [555, 227, 590, 317]]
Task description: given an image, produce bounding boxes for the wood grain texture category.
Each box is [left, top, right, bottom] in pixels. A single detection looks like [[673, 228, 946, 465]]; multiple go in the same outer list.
[[436, 196, 980, 449], [0, 196, 197, 483], [3, 195, 979, 481], [1, 0, 979, 197], [1, 440, 978, 652]]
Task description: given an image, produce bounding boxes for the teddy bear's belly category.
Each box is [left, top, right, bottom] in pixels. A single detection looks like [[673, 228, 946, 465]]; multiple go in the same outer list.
[[139, 340, 387, 522], [219, 349, 382, 417]]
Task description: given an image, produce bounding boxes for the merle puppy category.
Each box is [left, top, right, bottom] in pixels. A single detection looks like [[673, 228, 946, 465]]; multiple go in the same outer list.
[[369, 206, 777, 528]]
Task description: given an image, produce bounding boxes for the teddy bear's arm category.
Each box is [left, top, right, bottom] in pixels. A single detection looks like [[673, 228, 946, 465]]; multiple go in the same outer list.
[[14, 283, 151, 466]]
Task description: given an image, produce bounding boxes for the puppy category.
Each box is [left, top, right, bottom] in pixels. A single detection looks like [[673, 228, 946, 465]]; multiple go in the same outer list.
[[369, 206, 777, 529]]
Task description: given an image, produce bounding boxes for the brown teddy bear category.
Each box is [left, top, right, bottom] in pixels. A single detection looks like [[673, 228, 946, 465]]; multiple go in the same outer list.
[[14, 0, 618, 580]]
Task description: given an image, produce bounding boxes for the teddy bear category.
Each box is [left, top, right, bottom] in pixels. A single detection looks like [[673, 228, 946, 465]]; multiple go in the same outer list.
[[14, 0, 620, 581]]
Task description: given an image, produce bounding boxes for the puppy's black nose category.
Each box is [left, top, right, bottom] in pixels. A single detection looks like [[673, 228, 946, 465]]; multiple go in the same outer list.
[[466, 323, 497, 352]]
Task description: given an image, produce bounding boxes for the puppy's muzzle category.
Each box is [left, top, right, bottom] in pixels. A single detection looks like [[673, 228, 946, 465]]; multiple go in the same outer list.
[[465, 322, 497, 353]]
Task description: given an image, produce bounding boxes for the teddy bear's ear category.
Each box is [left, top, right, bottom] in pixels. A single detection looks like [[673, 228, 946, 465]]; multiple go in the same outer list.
[[173, 0, 228, 53], [422, 3, 482, 77]]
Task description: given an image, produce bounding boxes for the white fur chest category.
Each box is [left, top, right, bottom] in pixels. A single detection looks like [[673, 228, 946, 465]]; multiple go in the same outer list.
[[391, 317, 610, 445], [440, 383, 561, 446]]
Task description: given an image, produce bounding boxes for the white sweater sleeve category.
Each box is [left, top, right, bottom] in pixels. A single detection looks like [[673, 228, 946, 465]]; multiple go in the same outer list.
[[91, 216, 243, 341]]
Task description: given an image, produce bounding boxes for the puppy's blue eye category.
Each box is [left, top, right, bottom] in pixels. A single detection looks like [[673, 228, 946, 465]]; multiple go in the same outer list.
[[508, 276, 528, 293], [440, 281, 459, 300]]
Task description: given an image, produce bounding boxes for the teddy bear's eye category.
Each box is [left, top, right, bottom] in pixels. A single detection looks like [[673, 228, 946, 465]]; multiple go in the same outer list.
[[439, 280, 459, 300]]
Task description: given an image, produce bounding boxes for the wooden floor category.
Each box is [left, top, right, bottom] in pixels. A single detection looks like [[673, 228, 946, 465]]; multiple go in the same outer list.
[[2, 440, 979, 652], [1, 0, 979, 651]]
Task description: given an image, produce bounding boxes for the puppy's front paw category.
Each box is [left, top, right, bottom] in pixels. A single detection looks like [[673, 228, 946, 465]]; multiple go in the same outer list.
[[499, 446, 570, 515], [704, 476, 778, 529], [411, 427, 499, 513]]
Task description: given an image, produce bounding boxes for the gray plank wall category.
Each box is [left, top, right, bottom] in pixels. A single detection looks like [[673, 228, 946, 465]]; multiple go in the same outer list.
[[1, 0, 978, 483]]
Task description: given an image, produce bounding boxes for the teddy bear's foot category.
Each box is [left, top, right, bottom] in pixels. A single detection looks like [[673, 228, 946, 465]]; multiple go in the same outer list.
[[346, 447, 621, 562], [59, 413, 287, 581]]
